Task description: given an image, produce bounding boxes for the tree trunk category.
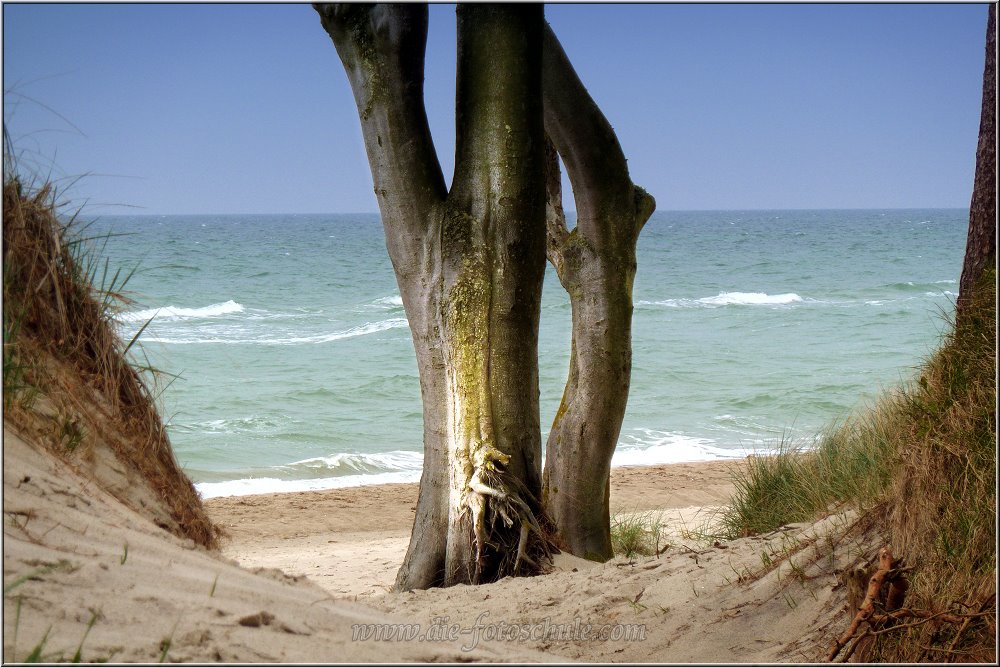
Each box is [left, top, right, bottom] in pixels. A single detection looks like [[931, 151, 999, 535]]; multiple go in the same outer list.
[[958, 3, 996, 318], [541, 25, 656, 561], [315, 3, 550, 590], [316, 3, 449, 591]]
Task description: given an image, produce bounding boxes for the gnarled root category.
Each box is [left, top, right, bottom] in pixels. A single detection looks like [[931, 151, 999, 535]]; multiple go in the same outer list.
[[829, 547, 906, 661], [828, 547, 993, 662], [461, 444, 553, 584]]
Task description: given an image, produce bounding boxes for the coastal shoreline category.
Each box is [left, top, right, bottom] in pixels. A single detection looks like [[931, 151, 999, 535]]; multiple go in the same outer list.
[[203, 459, 741, 598]]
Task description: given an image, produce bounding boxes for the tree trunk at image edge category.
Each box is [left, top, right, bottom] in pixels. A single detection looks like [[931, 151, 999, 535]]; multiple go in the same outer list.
[[315, 3, 551, 589], [541, 25, 656, 562], [958, 3, 996, 318]]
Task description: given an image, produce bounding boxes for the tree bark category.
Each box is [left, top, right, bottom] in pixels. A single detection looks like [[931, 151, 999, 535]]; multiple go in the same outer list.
[[316, 2, 448, 591], [958, 3, 996, 318], [541, 25, 656, 561], [315, 3, 550, 589]]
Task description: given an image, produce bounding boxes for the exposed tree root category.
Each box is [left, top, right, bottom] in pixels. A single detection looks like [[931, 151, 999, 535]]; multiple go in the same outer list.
[[828, 547, 995, 662], [461, 445, 554, 584]]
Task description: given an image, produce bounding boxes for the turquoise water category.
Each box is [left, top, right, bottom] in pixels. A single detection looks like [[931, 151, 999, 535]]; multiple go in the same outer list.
[[91, 209, 968, 498]]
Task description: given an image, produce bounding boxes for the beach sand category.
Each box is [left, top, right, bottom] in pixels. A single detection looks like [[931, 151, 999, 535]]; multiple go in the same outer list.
[[3, 426, 547, 662], [6, 431, 866, 663], [203, 461, 739, 599], [201, 458, 867, 662]]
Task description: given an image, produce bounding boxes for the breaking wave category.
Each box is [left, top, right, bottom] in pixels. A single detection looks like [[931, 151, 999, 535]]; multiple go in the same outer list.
[[637, 292, 805, 309], [119, 300, 245, 322]]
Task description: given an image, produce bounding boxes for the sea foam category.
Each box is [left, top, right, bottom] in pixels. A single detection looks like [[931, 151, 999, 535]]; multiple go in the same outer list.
[[195, 469, 422, 499], [271, 318, 408, 345], [285, 450, 423, 475], [196, 432, 752, 498], [120, 300, 245, 322], [637, 291, 805, 309], [613, 429, 751, 467], [194, 449, 425, 498], [699, 292, 803, 306], [143, 317, 409, 346], [372, 295, 405, 308]]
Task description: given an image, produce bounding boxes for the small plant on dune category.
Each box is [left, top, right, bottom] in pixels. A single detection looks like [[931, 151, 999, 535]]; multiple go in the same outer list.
[[55, 410, 85, 453], [70, 609, 101, 663], [158, 617, 182, 663], [611, 510, 666, 558], [23, 627, 52, 663], [3, 252, 42, 411], [7, 608, 104, 664]]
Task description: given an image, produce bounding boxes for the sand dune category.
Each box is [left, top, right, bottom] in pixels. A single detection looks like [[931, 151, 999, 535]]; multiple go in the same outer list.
[[202, 460, 739, 599], [2, 427, 542, 662], [5, 421, 870, 662], [204, 459, 872, 662]]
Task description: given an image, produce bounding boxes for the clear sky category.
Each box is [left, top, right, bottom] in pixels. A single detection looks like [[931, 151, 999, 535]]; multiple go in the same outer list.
[[2, 1, 990, 215]]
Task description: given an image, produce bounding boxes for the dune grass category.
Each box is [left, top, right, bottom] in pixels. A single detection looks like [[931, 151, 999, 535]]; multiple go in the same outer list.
[[719, 267, 996, 660], [611, 510, 666, 558], [3, 148, 218, 549], [718, 415, 897, 540]]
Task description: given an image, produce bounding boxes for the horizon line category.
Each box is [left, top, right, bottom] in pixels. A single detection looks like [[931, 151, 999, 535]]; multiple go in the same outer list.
[[95, 205, 971, 218]]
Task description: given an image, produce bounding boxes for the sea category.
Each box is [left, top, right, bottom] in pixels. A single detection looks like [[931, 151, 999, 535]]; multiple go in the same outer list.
[[88, 209, 968, 499]]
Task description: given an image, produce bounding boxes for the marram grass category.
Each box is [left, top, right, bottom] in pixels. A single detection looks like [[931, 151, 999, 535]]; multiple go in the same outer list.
[[719, 411, 899, 540], [611, 509, 666, 558], [2, 165, 218, 549], [720, 266, 996, 661]]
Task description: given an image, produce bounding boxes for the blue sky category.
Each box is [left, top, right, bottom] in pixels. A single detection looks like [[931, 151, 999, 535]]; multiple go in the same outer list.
[[2, 2, 990, 215]]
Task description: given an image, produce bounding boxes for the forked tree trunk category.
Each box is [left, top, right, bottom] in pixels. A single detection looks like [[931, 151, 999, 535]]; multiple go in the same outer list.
[[958, 3, 996, 318], [315, 3, 550, 589], [541, 25, 656, 561]]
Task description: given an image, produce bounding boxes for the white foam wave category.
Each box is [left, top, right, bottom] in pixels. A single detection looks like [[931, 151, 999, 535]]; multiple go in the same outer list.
[[637, 292, 805, 309], [286, 450, 424, 474], [274, 318, 409, 345], [120, 300, 244, 323], [866, 290, 955, 306], [372, 295, 404, 308], [195, 470, 422, 499], [144, 317, 409, 346], [195, 429, 754, 498], [175, 415, 282, 435], [699, 292, 803, 306], [612, 429, 749, 467]]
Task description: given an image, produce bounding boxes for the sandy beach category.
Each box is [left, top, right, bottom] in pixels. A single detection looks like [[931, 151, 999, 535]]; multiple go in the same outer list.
[[5, 426, 867, 662], [203, 460, 739, 599]]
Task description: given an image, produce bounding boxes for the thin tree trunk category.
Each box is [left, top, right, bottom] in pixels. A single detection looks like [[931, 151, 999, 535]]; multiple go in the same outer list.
[[958, 3, 996, 318], [316, 3, 550, 589], [316, 3, 449, 590], [541, 25, 656, 561]]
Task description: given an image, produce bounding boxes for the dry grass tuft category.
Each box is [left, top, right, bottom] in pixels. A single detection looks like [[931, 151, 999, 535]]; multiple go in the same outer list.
[[3, 173, 218, 549]]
